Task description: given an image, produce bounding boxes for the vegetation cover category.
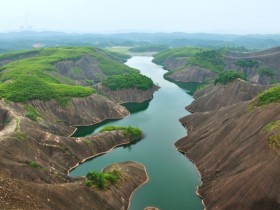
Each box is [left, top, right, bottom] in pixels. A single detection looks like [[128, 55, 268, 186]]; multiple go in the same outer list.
[[257, 66, 275, 77], [234, 59, 259, 68], [100, 126, 143, 139], [263, 120, 280, 150], [102, 73, 153, 90], [214, 70, 246, 85], [24, 105, 39, 121], [85, 170, 121, 190], [188, 50, 225, 73], [0, 47, 141, 102], [253, 85, 280, 106]]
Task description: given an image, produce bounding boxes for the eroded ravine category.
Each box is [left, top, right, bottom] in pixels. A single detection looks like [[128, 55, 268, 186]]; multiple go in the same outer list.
[[70, 56, 203, 210]]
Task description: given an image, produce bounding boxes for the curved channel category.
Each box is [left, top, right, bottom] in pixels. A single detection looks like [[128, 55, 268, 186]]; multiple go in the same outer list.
[[70, 56, 203, 210]]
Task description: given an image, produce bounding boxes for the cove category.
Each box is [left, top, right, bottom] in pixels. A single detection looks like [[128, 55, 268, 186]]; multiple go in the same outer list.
[[70, 56, 204, 210]]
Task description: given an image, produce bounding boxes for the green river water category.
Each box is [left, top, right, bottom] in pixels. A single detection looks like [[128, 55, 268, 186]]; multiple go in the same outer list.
[[70, 56, 204, 210]]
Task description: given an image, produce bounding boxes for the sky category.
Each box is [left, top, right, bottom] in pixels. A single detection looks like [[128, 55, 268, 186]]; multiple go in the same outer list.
[[0, 0, 279, 34]]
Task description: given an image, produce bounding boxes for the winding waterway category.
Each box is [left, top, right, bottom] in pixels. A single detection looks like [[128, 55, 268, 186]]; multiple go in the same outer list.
[[70, 56, 203, 210]]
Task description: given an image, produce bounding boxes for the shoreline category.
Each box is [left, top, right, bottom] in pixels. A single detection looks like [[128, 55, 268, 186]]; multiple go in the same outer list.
[[68, 90, 158, 138], [176, 148, 207, 210], [67, 132, 140, 175]]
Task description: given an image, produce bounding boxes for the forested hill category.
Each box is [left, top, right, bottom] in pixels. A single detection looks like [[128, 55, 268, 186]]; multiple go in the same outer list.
[[0, 47, 153, 102]]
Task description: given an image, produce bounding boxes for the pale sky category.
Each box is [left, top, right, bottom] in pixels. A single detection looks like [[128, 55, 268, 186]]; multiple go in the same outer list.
[[0, 0, 279, 34]]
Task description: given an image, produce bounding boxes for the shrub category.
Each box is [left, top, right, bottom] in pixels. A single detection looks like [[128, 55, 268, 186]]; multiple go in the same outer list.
[[102, 73, 153, 90], [257, 66, 275, 77], [253, 85, 280, 106], [27, 161, 44, 170], [214, 70, 246, 85], [100, 126, 143, 139], [234, 59, 259, 68], [85, 170, 120, 190], [268, 133, 280, 150], [188, 50, 225, 73], [24, 105, 39, 121]]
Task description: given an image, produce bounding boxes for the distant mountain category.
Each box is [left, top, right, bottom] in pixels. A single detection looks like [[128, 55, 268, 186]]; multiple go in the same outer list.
[[0, 31, 280, 52]]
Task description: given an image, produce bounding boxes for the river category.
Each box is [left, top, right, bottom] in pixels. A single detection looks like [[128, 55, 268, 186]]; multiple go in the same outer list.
[[70, 56, 203, 210]]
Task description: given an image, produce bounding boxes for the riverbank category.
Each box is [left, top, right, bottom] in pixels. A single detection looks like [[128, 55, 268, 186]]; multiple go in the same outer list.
[[71, 56, 203, 210], [175, 80, 280, 210]]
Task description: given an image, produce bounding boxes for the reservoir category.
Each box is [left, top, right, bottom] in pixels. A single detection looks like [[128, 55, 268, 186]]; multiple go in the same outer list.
[[70, 56, 203, 210]]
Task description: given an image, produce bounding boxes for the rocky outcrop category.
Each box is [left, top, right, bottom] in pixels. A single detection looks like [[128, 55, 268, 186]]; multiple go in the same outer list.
[[176, 102, 280, 210], [96, 84, 160, 103], [176, 81, 280, 210], [0, 104, 147, 209], [166, 66, 216, 83], [55, 55, 106, 85], [163, 57, 188, 71], [0, 162, 147, 210], [7, 94, 129, 132], [187, 79, 267, 112]]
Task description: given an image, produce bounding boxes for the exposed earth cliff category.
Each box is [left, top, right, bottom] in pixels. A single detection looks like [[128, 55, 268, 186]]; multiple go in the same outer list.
[[97, 84, 159, 103], [187, 79, 267, 112], [176, 81, 280, 210]]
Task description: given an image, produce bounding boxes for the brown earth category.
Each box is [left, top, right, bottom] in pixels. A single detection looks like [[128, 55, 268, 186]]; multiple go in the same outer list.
[[166, 66, 216, 83], [187, 79, 267, 113], [176, 83, 280, 210], [224, 46, 280, 85], [0, 93, 149, 209], [0, 162, 147, 210], [96, 84, 160, 103]]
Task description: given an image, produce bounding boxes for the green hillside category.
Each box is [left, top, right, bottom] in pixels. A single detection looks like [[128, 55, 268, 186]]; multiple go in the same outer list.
[[0, 47, 147, 102]]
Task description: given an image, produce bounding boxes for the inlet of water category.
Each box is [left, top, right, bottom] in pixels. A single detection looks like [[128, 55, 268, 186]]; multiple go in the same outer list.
[[70, 56, 203, 210]]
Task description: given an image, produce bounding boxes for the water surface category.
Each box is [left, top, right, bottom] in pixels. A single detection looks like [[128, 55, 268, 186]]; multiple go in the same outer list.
[[70, 56, 203, 210]]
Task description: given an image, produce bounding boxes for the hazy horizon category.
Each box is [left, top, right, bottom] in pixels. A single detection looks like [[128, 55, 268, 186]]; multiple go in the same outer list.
[[1, 0, 280, 35]]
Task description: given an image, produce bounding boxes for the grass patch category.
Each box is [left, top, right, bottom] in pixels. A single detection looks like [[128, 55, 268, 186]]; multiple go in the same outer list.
[[24, 105, 39, 121], [252, 85, 280, 106], [257, 66, 275, 78], [268, 133, 280, 150], [263, 120, 280, 132], [196, 83, 209, 91], [102, 72, 153, 90], [27, 161, 44, 170], [15, 118, 25, 140], [85, 170, 121, 190], [100, 126, 143, 139]]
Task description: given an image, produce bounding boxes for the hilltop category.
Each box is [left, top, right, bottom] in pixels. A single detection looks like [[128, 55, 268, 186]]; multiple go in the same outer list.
[[154, 46, 280, 86]]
